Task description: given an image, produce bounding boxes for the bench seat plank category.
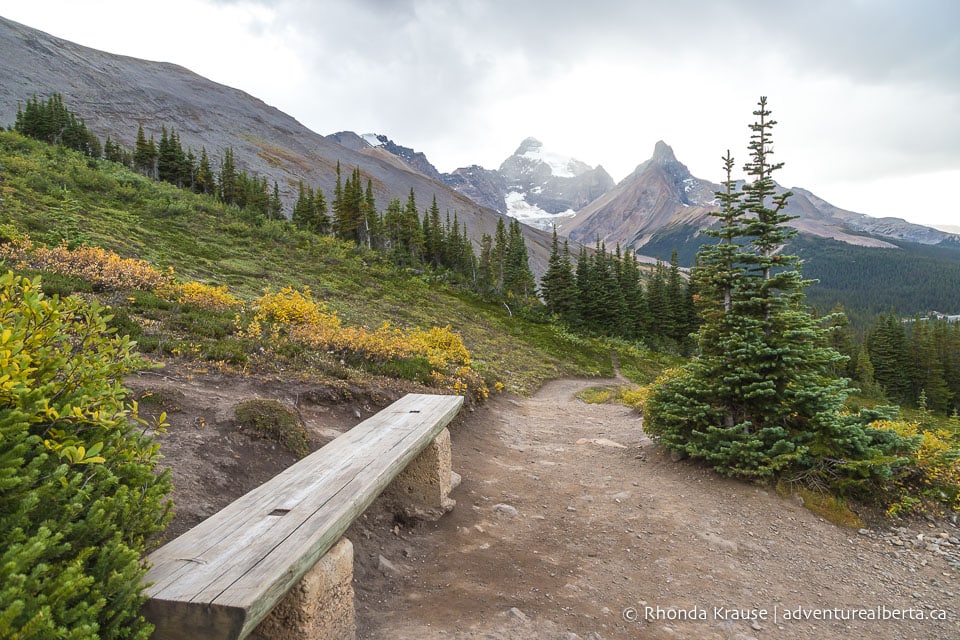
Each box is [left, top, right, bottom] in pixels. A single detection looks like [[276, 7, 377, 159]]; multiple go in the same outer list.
[[143, 393, 463, 640]]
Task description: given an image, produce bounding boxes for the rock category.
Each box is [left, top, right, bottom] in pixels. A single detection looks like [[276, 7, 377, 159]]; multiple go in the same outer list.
[[507, 607, 528, 622], [858, 528, 871, 536], [378, 554, 401, 576], [575, 437, 627, 449], [493, 503, 518, 517]]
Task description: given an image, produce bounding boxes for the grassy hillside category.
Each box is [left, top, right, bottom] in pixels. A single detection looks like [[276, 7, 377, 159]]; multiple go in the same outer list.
[[0, 131, 671, 394]]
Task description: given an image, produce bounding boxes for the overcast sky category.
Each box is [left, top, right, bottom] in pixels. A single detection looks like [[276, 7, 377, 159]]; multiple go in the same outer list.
[[4, 0, 959, 229]]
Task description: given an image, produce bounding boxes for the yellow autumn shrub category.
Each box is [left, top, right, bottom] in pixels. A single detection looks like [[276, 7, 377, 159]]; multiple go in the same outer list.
[[1, 235, 169, 291], [157, 281, 242, 311], [871, 419, 960, 513]]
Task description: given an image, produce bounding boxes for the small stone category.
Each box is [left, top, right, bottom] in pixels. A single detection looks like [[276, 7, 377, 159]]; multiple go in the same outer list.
[[567, 506, 577, 512], [507, 607, 528, 622], [751, 620, 763, 631], [378, 554, 400, 575], [858, 528, 871, 536], [493, 503, 518, 517]]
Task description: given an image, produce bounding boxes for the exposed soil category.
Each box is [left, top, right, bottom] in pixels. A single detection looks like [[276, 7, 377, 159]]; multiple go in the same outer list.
[[138, 367, 960, 639]]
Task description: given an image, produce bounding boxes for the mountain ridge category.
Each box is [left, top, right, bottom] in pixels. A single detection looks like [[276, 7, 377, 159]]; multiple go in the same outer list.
[[561, 140, 958, 253], [0, 15, 554, 274]]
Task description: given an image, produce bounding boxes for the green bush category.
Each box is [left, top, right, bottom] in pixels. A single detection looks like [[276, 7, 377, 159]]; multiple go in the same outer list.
[[235, 399, 309, 457], [0, 272, 172, 639]]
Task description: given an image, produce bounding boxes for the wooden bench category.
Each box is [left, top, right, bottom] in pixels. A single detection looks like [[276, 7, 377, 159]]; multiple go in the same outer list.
[[143, 393, 464, 640]]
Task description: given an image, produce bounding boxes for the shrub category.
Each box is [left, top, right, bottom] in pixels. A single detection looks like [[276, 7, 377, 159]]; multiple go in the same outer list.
[[871, 419, 960, 514], [244, 287, 489, 399], [1, 236, 170, 291], [0, 272, 172, 639], [156, 280, 242, 312], [235, 399, 309, 458]]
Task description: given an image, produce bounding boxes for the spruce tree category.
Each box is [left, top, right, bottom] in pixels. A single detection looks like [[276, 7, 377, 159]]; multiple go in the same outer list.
[[503, 219, 536, 305], [541, 227, 578, 323], [218, 147, 238, 205], [645, 97, 900, 484]]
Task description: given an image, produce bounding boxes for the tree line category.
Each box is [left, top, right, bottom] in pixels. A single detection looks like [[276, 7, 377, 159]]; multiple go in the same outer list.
[[829, 309, 960, 415], [9, 93, 538, 310], [541, 232, 697, 351]]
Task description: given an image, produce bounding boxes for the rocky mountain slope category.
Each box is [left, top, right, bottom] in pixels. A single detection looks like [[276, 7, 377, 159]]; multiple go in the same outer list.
[[563, 141, 959, 254], [0, 16, 553, 273]]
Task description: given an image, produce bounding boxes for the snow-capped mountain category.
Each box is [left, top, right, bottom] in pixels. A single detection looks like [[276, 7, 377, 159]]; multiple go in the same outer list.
[[350, 133, 615, 229], [497, 138, 615, 230]]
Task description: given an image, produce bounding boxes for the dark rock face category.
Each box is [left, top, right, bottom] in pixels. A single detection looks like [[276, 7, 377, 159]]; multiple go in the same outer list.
[[441, 166, 508, 214], [369, 135, 443, 181]]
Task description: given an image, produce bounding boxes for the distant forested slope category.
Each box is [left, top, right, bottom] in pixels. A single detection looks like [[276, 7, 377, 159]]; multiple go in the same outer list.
[[792, 235, 960, 321]]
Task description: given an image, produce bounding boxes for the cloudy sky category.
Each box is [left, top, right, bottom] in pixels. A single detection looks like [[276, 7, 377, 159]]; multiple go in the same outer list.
[[4, 0, 959, 229]]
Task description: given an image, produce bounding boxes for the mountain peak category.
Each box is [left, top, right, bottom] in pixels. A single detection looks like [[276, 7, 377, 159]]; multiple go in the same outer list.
[[514, 137, 543, 156], [652, 140, 677, 164]]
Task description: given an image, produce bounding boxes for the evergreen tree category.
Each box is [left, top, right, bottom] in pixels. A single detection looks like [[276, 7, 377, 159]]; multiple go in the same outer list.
[[477, 233, 495, 295], [268, 181, 284, 221], [195, 147, 215, 195], [908, 319, 952, 412], [867, 312, 911, 403], [492, 218, 508, 295], [383, 197, 405, 261], [133, 124, 157, 178], [426, 196, 443, 266], [645, 97, 898, 484], [540, 227, 578, 323], [363, 180, 380, 248], [14, 94, 100, 157], [406, 189, 425, 263], [503, 219, 537, 305], [620, 248, 647, 339], [218, 147, 238, 205]]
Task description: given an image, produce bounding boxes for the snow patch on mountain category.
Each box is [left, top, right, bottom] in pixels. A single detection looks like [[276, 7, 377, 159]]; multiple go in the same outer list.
[[520, 144, 578, 178], [361, 133, 385, 148], [505, 191, 576, 230]]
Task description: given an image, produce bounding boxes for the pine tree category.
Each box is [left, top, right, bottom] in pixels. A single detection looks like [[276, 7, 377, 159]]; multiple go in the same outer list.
[[867, 312, 911, 403], [541, 227, 578, 323], [133, 124, 157, 178], [620, 248, 647, 339], [492, 218, 508, 295], [268, 181, 284, 221], [218, 147, 238, 205], [195, 147, 215, 195], [363, 180, 379, 248], [503, 219, 537, 306], [645, 97, 898, 483], [477, 233, 495, 295]]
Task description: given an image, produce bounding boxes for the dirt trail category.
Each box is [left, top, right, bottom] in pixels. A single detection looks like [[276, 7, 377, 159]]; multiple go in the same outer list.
[[353, 378, 960, 640]]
